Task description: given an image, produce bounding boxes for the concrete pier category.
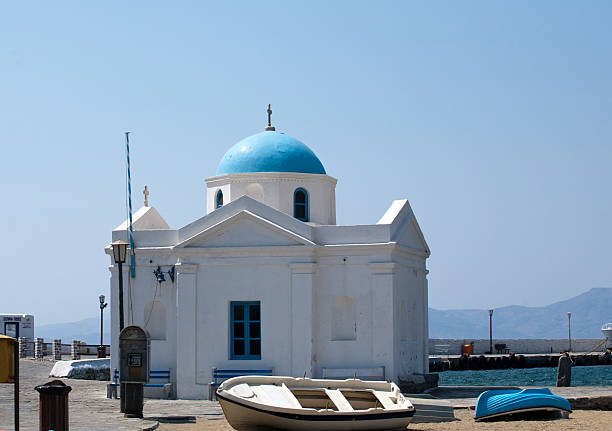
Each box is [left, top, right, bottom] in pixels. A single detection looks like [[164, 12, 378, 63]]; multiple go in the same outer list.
[[429, 351, 612, 372]]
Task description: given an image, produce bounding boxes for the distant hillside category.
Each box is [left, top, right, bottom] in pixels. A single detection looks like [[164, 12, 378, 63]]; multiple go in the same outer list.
[[36, 316, 110, 344], [430, 288, 612, 339], [34, 288, 612, 342]]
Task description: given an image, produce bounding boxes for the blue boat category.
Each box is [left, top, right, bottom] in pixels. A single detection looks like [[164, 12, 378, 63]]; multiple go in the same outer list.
[[474, 388, 572, 421]]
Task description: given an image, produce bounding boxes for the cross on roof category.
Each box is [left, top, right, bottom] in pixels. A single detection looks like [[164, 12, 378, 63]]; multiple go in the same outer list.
[[143, 185, 149, 207]]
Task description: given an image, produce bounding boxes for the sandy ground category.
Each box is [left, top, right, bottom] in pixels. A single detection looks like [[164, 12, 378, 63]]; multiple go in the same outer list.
[[157, 409, 612, 431]]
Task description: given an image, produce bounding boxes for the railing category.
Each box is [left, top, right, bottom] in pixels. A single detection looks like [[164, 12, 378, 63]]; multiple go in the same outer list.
[[17, 337, 109, 360]]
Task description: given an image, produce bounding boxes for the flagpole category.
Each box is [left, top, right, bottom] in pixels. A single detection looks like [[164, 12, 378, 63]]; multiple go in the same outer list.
[[125, 132, 136, 278]]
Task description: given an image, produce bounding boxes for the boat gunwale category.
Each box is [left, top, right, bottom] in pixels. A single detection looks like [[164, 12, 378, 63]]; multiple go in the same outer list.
[[474, 406, 572, 421], [216, 391, 416, 421]]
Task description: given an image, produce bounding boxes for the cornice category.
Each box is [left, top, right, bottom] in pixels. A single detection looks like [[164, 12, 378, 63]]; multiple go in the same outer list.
[[289, 262, 317, 273], [205, 172, 337, 186], [175, 262, 198, 274], [369, 262, 396, 274]]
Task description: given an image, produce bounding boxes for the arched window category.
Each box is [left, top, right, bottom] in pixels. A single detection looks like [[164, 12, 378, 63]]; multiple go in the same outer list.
[[293, 188, 308, 222], [216, 190, 223, 208]]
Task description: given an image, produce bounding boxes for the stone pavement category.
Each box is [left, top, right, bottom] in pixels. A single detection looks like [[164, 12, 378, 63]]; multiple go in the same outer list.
[[428, 385, 612, 409], [2, 360, 611, 430], [0, 359, 222, 431]]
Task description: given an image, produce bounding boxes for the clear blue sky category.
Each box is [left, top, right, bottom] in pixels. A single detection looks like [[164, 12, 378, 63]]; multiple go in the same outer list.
[[1, 1, 610, 325]]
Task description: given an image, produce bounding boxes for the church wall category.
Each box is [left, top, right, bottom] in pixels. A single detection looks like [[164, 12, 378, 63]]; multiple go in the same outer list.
[[275, 178, 336, 225], [192, 259, 297, 397], [393, 263, 426, 376], [311, 252, 396, 380], [205, 173, 337, 225], [206, 183, 230, 214], [391, 248, 429, 376], [109, 258, 179, 388]]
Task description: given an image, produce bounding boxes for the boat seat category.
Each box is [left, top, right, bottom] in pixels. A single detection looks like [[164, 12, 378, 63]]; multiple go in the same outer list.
[[373, 390, 399, 410], [324, 389, 354, 412], [257, 384, 299, 409], [281, 383, 303, 409]]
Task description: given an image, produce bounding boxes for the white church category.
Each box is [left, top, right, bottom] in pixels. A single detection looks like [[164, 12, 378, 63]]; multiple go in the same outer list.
[[107, 110, 431, 399]]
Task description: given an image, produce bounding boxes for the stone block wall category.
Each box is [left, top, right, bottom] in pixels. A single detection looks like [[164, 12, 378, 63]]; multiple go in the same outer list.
[[429, 338, 606, 355]]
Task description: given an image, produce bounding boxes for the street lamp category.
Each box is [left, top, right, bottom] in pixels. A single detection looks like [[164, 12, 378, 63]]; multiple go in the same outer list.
[[488, 309, 494, 354], [98, 295, 108, 358], [567, 312, 572, 352], [111, 239, 129, 331]]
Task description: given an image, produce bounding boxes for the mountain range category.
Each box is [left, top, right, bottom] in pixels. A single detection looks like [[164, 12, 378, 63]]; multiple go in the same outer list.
[[429, 288, 612, 339], [36, 316, 111, 345], [35, 288, 611, 343]]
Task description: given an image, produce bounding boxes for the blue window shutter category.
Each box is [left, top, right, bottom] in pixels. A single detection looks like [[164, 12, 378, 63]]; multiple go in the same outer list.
[[230, 301, 261, 360]]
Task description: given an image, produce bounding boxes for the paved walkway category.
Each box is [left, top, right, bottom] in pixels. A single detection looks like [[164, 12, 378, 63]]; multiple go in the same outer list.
[[0, 360, 222, 431], [428, 385, 612, 408], [2, 360, 611, 430]]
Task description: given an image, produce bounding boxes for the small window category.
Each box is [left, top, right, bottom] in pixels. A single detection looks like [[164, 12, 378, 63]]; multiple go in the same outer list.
[[216, 190, 223, 208], [293, 188, 309, 222], [230, 301, 261, 360]]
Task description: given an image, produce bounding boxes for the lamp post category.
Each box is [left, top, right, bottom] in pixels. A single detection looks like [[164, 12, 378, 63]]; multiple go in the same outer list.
[[111, 240, 129, 331], [567, 312, 572, 352], [489, 309, 494, 354], [98, 295, 108, 358]]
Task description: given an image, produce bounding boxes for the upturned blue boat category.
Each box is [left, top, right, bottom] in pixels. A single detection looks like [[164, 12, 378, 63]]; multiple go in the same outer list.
[[474, 388, 572, 421]]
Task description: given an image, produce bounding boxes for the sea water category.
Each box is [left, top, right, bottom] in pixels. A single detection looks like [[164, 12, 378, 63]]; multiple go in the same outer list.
[[437, 365, 612, 386]]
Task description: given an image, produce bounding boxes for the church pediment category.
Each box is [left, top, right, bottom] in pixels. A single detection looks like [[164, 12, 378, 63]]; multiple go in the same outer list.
[[394, 217, 430, 254], [379, 199, 430, 255], [175, 211, 315, 249]]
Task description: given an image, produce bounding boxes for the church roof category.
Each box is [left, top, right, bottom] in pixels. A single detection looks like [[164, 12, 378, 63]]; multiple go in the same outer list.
[[216, 131, 326, 175]]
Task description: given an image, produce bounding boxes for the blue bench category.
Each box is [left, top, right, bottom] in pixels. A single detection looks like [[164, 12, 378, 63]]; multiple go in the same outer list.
[[107, 368, 172, 399], [209, 367, 273, 400]]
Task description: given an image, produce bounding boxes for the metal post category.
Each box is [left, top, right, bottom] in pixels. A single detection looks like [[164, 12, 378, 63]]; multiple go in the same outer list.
[[567, 312, 572, 352], [118, 261, 125, 331], [488, 309, 493, 354], [14, 340, 19, 431], [100, 306, 104, 346]]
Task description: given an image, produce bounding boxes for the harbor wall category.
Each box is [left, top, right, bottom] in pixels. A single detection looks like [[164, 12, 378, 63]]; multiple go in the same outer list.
[[429, 338, 608, 355]]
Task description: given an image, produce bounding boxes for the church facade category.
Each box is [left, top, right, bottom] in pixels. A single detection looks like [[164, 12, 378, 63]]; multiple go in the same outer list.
[[107, 115, 431, 399]]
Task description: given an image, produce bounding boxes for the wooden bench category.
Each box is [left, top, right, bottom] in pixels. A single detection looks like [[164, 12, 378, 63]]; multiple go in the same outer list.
[[209, 367, 273, 400], [107, 368, 173, 399]]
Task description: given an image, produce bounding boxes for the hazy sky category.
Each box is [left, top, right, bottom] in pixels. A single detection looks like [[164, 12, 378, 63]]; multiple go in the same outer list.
[[1, 1, 610, 325]]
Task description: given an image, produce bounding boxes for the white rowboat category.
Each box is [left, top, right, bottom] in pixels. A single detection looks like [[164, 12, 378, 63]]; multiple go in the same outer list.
[[216, 375, 415, 431]]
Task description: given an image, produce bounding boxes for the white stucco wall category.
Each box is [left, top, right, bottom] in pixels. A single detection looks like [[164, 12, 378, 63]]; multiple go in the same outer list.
[[108, 196, 430, 399], [206, 173, 337, 225]]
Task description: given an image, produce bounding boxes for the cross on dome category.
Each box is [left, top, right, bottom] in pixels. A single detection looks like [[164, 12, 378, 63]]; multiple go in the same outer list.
[[264, 104, 275, 131]]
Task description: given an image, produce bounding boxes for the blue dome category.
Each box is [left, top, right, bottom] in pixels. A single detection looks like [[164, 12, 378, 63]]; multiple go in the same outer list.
[[216, 131, 326, 175]]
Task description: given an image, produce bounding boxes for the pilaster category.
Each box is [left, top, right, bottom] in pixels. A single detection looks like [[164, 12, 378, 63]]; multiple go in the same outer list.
[[175, 262, 199, 398], [370, 262, 396, 381], [290, 263, 316, 377]]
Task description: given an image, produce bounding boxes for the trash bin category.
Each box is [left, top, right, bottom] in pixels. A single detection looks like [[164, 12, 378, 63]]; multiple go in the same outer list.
[[97, 346, 106, 358], [35, 380, 72, 431], [461, 343, 473, 355]]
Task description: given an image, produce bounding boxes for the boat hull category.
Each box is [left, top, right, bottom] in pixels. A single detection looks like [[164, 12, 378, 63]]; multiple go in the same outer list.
[[474, 388, 572, 421], [217, 392, 413, 431]]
